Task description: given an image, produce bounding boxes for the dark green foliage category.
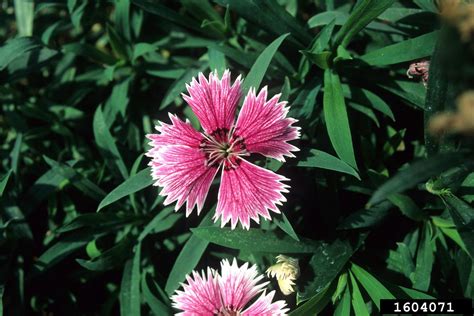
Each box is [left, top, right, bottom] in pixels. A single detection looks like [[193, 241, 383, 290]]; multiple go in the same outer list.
[[1, 0, 473, 315]]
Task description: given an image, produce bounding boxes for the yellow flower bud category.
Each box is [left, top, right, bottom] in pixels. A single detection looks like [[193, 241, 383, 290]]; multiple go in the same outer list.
[[266, 255, 300, 295]]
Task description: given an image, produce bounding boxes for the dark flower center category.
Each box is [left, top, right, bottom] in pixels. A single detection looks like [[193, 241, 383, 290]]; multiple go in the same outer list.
[[200, 128, 247, 169]]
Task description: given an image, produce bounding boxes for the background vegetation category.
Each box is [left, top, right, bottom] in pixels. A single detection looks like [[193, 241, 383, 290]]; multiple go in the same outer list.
[[1, 0, 473, 315]]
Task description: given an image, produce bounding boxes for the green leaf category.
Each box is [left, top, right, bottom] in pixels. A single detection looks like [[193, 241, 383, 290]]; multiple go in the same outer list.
[[274, 213, 300, 241], [138, 208, 181, 241], [120, 246, 141, 316], [397, 285, 435, 299], [93, 105, 129, 179], [242, 33, 289, 96], [303, 51, 332, 70], [388, 193, 426, 221], [132, 0, 203, 33], [97, 168, 153, 211], [290, 281, 335, 315], [414, 0, 438, 12], [214, 0, 311, 46], [387, 242, 416, 281], [349, 272, 370, 316], [0, 37, 42, 71], [160, 67, 203, 109], [298, 235, 365, 301], [297, 149, 360, 179], [57, 213, 142, 233], [369, 152, 467, 206], [347, 102, 379, 127], [444, 195, 474, 258], [345, 86, 394, 121], [412, 224, 434, 291], [350, 263, 394, 310], [361, 31, 438, 66], [333, 0, 395, 48], [14, 0, 34, 37], [297, 79, 321, 120], [182, 0, 226, 36], [192, 227, 319, 253], [63, 43, 117, 65], [307, 19, 336, 54], [77, 235, 134, 271], [0, 170, 12, 197], [334, 287, 351, 316], [323, 69, 357, 169], [338, 201, 392, 230], [43, 156, 107, 201], [115, 0, 131, 42], [35, 230, 97, 272], [107, 24, 131, 60], [376, 80, 426, 109], [68, 0, 87, 29], [142, 274, 171, 315], [208, 47, 226, 76], [165, 212, 214, 296], [132, 42, 157, 61]]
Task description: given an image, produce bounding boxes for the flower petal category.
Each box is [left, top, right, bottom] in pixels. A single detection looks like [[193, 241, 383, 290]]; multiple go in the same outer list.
[[146, 115, 218, 215], [241, 291, 289, 316], [219, 258, 267, 311], [215, 159, 289, 229], [182, 70, 242, 134], [235, 86, 300, 162], [147, 145, 219, 216], [171, 268, 222, 315]]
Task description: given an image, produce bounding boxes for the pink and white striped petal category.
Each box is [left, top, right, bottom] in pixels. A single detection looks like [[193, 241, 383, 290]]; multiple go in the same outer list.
[[219, 258, 267, 311], [182, 70, 242, 134], [171, 268, 222, 315], [242, 291, 289, 316], [146, 114, 203, 150], [148, 145, 218, 216], [235, 87, 300, 162], [215, 159, 289, 230], [146, 115, 218, 215]]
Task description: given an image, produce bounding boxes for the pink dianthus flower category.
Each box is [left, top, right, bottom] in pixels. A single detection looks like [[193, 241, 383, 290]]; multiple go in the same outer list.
[[171, 258, 289, 315], [146, 70, 300, 229]]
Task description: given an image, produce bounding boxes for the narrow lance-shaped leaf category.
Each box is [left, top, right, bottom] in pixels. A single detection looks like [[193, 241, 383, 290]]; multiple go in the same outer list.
[[213, 0, 311, 46], [412, 223, 434, 291], [0, 37, 42, 70], [369, 152, 467, 206], [361, 31, 438, 66], [349, 272, 370, 316], [297, 149, 360, 179], [323, 69, 357, 169], [289, 282, 336, 316], [165, 212, 214, 296], [142, 274, 172, 315], [191, 227, 319, 253], [93, 105, 129, 180], [443, 194, 474, 258], [14, 0, 34, 36], [350, 263, 395, 310], [120, 246, 141, 316], [97, 167, 153, 211], [333, 0, 395, 48], [242, 33, 289, 96], [77, 235, 134, 271], [0, 170, 12, 197]]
